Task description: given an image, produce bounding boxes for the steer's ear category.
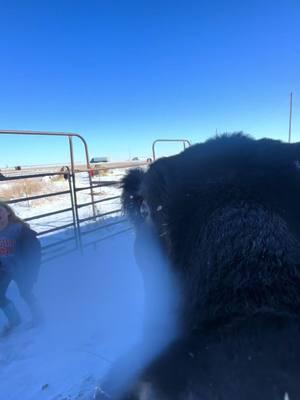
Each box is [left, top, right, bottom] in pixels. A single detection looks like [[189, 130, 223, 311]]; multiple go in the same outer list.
[[121, 168, 145, 223]]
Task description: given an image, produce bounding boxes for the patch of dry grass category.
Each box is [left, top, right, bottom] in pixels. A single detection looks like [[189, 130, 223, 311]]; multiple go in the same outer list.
[[93, 167, 111, 177], [0, 179, 46, 201]]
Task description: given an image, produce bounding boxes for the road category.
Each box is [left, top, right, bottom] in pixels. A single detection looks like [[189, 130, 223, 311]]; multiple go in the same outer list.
[[0, 160, 148, 178]]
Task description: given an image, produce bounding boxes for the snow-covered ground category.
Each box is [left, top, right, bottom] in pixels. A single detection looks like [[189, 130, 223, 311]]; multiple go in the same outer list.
[[0, 168, 144, 399], [0, 229, 145, 400]]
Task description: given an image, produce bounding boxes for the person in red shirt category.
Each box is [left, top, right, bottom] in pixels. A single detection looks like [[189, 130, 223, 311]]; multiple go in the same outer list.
[[0, 201, 41, 334]]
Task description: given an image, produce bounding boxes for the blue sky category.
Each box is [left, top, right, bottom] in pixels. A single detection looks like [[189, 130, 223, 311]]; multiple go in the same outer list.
[[0, 0, 299, 166]]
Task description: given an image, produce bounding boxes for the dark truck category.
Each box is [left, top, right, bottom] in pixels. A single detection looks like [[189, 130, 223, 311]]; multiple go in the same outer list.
[[90, 157, 109, 163]]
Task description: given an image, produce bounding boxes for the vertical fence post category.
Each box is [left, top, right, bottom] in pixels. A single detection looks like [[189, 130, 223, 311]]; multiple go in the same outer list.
[[68, 136, 83, 253], [66, 167, 80, 250], [78, 134, 97, 220]]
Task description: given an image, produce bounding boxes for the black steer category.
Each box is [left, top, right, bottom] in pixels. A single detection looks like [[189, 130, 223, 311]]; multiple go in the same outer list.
[[119, 133, 300, 400]]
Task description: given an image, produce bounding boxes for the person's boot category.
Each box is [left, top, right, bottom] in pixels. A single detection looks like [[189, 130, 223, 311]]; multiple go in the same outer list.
[[1, 301, 21, 336]]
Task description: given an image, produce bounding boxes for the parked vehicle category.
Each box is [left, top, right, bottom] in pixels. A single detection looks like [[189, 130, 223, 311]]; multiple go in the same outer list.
[[90, 157, 109, 163]]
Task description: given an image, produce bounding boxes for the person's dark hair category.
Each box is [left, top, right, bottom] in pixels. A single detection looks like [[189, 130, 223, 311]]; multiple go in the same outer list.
[[0, 201, 30, 228]]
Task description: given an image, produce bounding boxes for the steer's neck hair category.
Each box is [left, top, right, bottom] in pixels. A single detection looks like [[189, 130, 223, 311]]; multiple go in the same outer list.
[[184, 203, 300, 331]]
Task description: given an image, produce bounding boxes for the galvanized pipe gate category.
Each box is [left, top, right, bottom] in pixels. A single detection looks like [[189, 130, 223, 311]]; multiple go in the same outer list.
[[0, 130, 130, 263], [0, 131, 192, 264]]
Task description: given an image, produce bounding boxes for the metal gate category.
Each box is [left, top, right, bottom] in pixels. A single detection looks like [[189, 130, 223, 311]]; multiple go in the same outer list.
[[0, 130, 137, 263], [0, 131, 191, 264]]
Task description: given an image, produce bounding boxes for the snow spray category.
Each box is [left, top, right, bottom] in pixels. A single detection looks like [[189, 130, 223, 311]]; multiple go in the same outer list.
[[99, 224, 182, 398]]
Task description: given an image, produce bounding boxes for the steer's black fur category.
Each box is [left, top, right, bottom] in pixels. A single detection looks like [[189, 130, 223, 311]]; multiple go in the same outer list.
[[120, 133, 300, 399]]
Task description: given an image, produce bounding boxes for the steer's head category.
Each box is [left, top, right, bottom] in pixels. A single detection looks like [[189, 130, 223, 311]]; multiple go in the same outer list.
[[122, 133, 300, 326]]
